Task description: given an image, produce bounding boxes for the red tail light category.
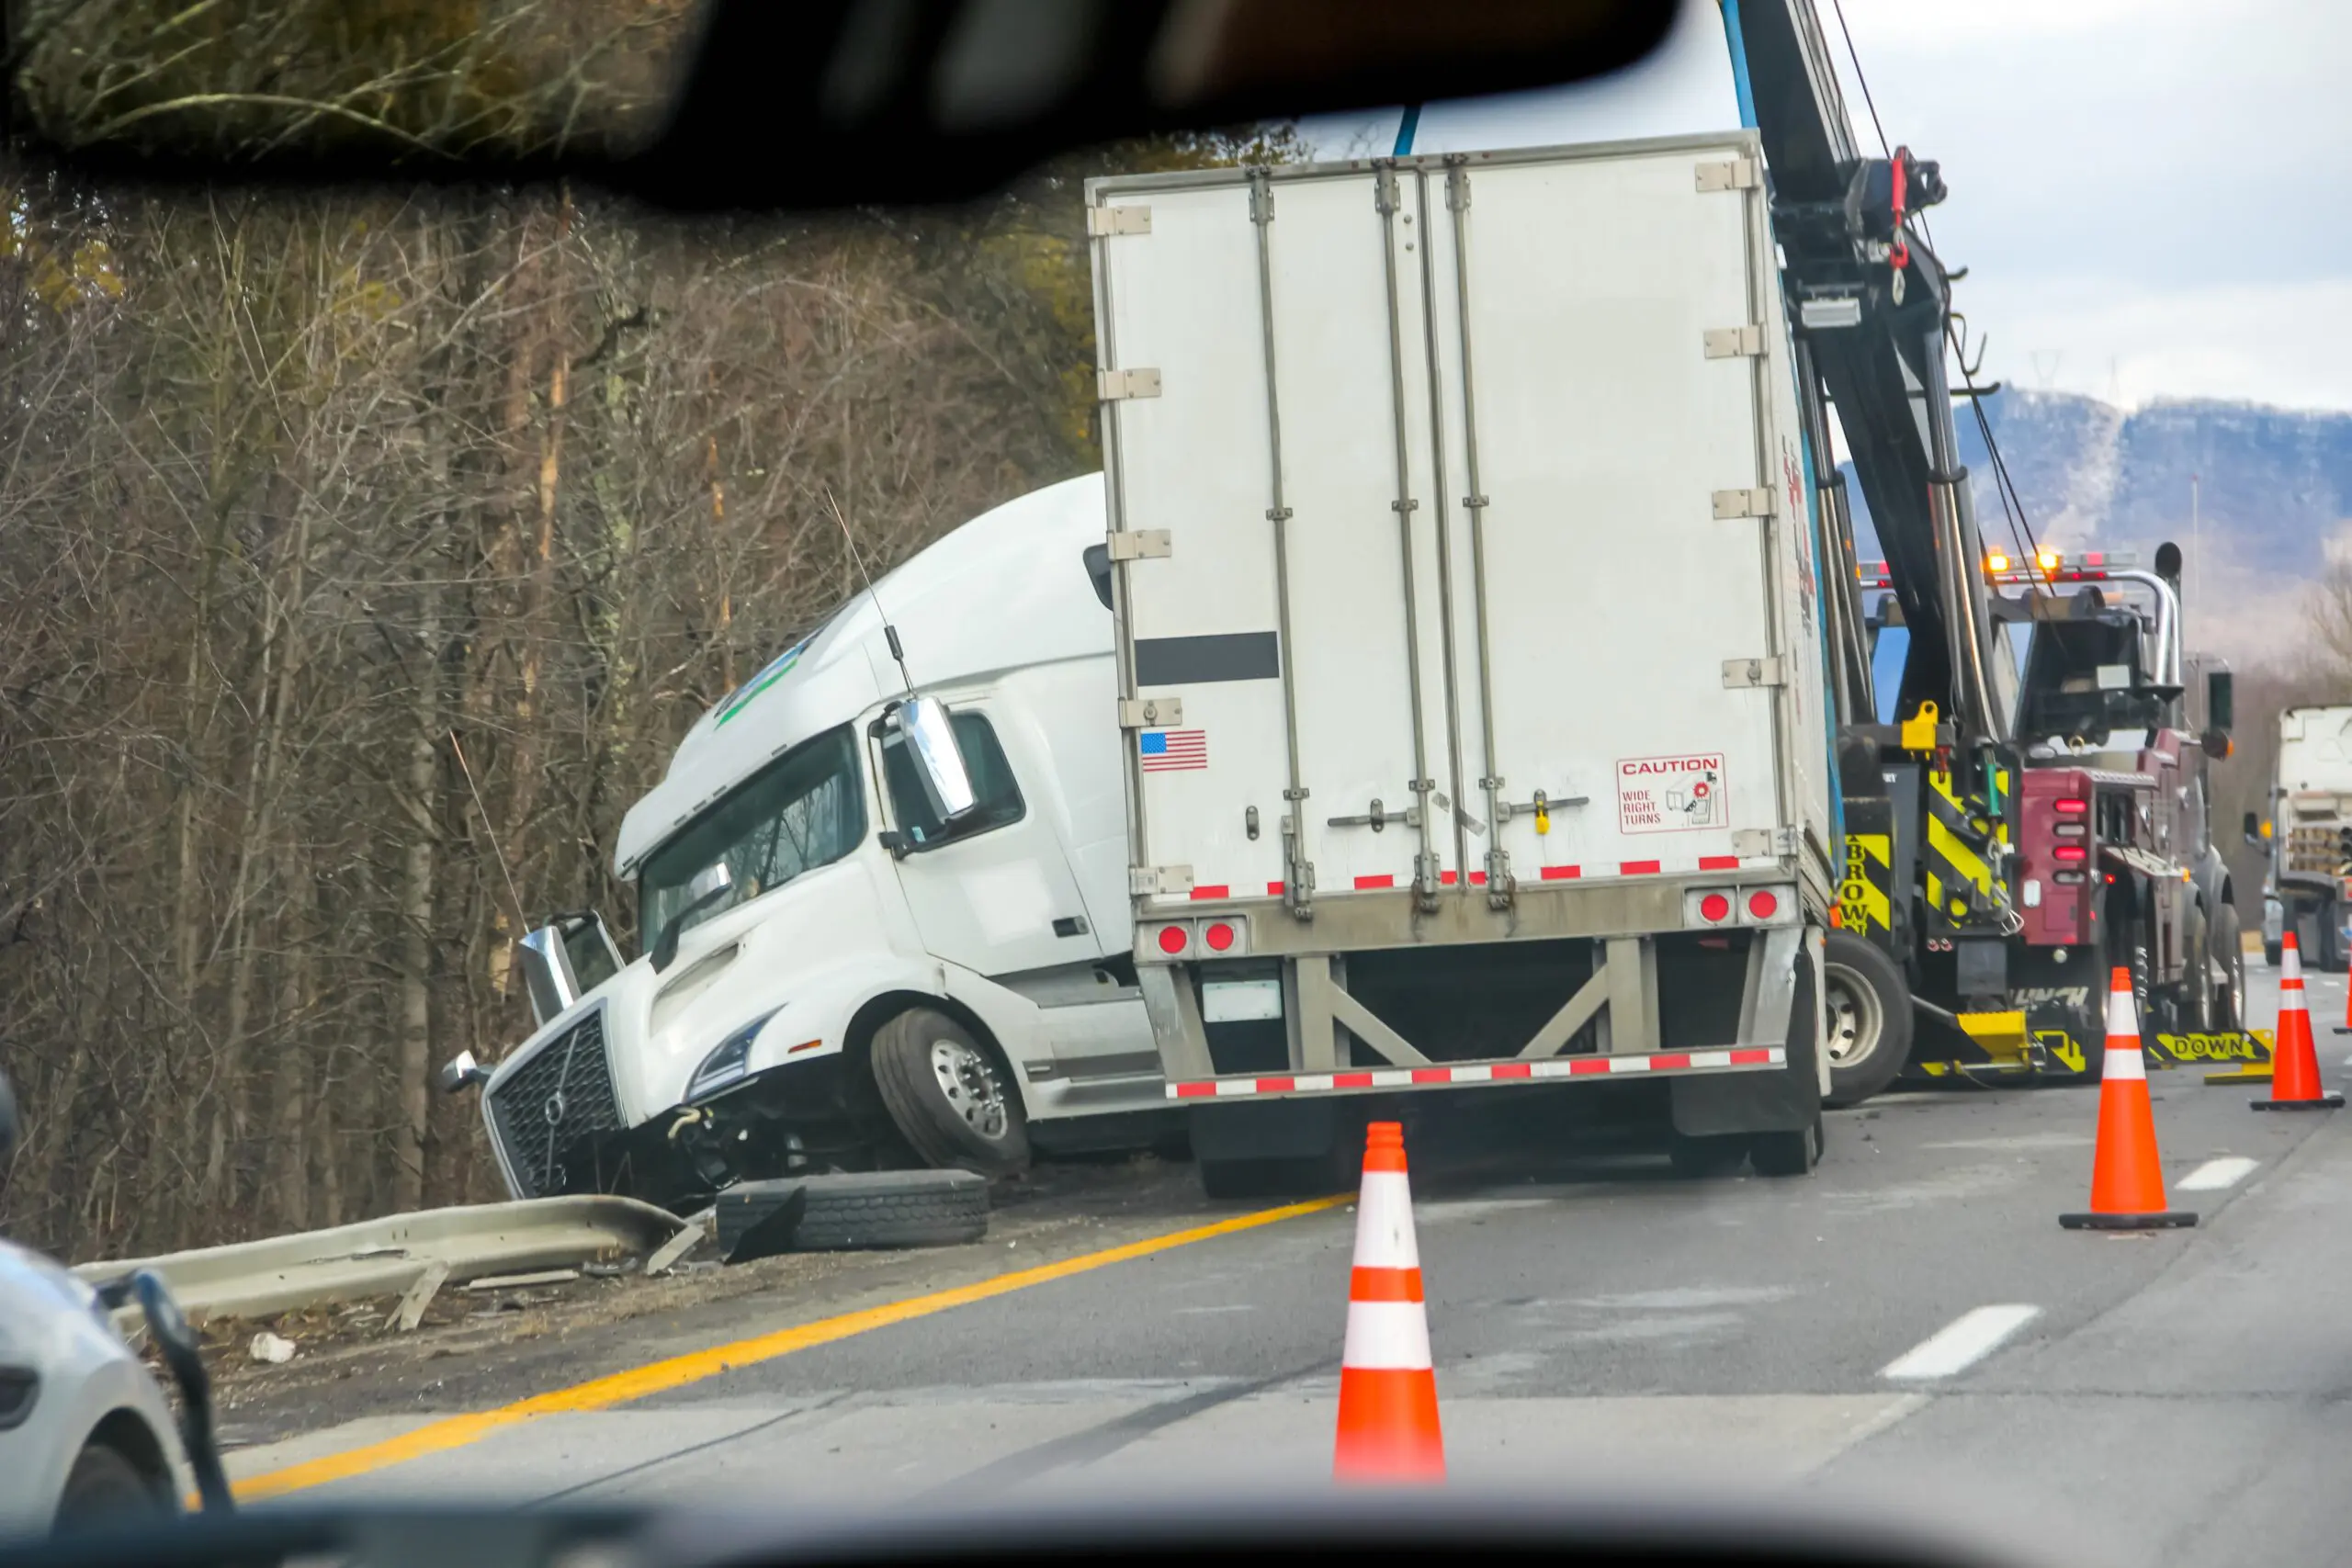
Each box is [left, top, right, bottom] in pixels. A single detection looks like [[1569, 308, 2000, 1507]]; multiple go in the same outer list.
[[1699, 893, 1731, 922], [1204, 921, 1236, 952], [2052, 845, 2087, 863], [1747, 889, 1779, 919], [1157, 925, 1188, 954], [2053, 797, 2087, 816]]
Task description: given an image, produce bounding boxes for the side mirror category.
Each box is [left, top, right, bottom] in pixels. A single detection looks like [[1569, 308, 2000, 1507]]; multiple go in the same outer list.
[[437, 1051, 491, 1095], [2206, 668, 2234, 734], [895, 695, 978, 822], [2244, 812, 2266, 847], [0, 1069, 17, 1167], [517, 925, 580, 1027], [127, 1270, 232, 1512], [516, 910, 626, 1026]]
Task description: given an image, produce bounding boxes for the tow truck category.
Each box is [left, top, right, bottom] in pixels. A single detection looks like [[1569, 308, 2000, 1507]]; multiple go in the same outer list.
[[1733, 0, 2252, 1090]]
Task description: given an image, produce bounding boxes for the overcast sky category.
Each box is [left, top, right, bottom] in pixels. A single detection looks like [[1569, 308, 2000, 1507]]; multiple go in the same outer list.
[[1306, 0, 2352, 414]]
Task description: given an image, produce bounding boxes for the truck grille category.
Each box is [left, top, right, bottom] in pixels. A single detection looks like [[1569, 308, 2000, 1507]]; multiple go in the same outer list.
[[488, 1008, 626, 1200]]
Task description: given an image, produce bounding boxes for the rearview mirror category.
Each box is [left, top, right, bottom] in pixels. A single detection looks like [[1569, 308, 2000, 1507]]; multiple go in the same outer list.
[[4, 1, 1679, 209], [896, 696, 978, 823]]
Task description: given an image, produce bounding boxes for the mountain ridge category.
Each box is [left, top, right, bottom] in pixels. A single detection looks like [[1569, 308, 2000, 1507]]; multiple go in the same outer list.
[[1840, 388, 2352, 659]]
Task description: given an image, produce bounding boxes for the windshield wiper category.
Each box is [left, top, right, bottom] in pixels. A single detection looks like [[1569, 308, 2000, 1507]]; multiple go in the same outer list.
[[650, 862, 736, 973]]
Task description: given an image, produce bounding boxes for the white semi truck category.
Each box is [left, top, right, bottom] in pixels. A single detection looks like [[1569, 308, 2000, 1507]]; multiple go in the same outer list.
[[1087, 135, 1839, 1192], [2256, 705, 2352, 970], [442, 476, 1177, 1208]]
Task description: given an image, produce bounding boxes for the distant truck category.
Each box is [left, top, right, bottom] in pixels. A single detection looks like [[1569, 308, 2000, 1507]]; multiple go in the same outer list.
[[442, 477, 1176, 1210], [1087, 135, 1838, 1191], [2255, 705, 2352, 970]]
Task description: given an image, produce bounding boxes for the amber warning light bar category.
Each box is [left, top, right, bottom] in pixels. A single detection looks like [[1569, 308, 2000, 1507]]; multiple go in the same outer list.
[[1854, 548, 2141, 589]]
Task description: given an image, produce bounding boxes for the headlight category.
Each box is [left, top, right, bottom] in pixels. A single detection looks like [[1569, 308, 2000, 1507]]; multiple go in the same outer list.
[[687, 1007, 782, 1100]]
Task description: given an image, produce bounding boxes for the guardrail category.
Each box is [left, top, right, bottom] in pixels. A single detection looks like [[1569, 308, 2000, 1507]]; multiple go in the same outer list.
[[74, 1195, 688, 1322]]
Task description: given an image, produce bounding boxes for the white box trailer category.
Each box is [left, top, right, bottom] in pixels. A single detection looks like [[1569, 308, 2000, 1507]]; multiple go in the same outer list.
[[1088, 135, 1840, 1189], [2261, 704, 2352, 968]]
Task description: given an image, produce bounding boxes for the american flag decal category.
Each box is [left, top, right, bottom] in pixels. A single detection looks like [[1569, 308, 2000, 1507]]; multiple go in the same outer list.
[[1139, 728, 1208, 772]]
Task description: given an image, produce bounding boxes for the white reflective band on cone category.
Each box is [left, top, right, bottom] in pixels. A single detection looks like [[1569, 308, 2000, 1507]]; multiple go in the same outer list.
[[2106, 986, 2141, 1041], [1341, 1300, 1434, 1371], [2282, 941, 2303, 984], [2102, 1040, 2147, 1082], [1352, 1172, 1421, 1269]]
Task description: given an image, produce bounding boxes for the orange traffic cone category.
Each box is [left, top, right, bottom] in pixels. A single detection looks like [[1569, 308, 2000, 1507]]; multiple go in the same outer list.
[[2256, 931, 2343, 1111], [1334, 1122, 1444, 1482], [2061, 968, 2197, 1231]]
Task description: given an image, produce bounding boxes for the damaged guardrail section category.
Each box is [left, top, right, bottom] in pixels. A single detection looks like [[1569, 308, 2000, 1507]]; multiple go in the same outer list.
[[74, 1195, 689, 1323]]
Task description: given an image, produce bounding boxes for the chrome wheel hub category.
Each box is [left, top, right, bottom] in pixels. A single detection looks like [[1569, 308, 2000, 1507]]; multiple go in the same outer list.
[[928, 1038, 1011, 1142], [1824, 964, 1883, 1069]]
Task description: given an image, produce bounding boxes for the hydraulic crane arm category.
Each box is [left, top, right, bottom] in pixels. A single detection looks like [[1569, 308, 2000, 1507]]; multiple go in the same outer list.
[[1729, 0, 2012, 747]]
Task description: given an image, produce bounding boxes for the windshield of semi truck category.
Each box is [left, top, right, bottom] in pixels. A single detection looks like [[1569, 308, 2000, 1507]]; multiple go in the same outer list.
[[637, 728, 866, 955]]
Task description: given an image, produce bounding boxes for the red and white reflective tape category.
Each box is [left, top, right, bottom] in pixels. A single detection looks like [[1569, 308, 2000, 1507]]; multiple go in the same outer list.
[[1165, 1045, 1784, 1100], [1227, 859, 1778, 898]]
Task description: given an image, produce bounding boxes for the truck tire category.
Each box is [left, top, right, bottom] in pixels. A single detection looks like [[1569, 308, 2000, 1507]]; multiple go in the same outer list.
[[1749, 959, 1824, 1178], [2176, 905, 2211, 1033], [1197, 1152, 1351, 1201], [1822, 931, 1914, 1108], [869, 1009, 1031, 1176], [2211, 903, 2245, 1032], [53, 1441, 164, 1530], [718, 1170, 989, 1257], [1750, 1116, 1823, 1178], [1668, 1132, 1750, 1178]]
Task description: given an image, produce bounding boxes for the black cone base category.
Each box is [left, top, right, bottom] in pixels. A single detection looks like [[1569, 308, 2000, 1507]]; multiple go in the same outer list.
[[2252, 1093, 2344, 1111], [2060, 1210, 2198, 1230]]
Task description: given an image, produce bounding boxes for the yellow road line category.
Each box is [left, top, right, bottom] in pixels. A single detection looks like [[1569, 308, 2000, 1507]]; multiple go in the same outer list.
[[233, 1193, 1348, 1502]]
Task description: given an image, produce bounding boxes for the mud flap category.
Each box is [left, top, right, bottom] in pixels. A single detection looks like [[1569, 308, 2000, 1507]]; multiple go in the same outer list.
[[1671, 931, 1823, 1137]]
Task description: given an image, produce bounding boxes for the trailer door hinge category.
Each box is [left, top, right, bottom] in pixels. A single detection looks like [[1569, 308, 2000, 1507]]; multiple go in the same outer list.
[[1712, 488, 1778, 520], [1130, 864, 1193, 897], [1722, 656, 1786, 689], [1118, 696, 1183, 728], [1106, 529, 1170, 562], [1695, 157, 1761, 193], [1703, 325, 1766, 359], [1086, 205, 1151, 237], [1097, 367, 1162, 401], [1731, 827, 1797, 858]]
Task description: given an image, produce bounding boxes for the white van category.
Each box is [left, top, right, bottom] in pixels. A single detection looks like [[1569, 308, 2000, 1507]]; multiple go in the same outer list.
[[446, 475, 1169, 1208]]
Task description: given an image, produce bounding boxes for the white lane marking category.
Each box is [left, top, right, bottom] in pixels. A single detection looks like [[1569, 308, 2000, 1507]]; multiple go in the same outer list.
[[2177, 1156, 2258, 1191], [1881, 1304, 2041, 1382]]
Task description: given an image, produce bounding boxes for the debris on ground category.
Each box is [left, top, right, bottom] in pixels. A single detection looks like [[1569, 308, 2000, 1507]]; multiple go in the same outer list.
[[462, 1269, 580, 1292], [248, 1331, 297, 1364]]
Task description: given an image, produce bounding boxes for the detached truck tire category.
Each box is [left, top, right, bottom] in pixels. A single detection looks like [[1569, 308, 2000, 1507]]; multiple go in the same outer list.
[[718, 1170, 989, 1258], [1821, 930, 1914, 1108]]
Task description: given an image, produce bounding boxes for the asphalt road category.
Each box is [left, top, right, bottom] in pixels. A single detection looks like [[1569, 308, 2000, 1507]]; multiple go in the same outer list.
[[226, 959, 2352, 1568]]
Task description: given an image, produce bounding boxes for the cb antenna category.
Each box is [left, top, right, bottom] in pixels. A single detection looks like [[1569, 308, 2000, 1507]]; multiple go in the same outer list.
[[825, 486, 913, 696]]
